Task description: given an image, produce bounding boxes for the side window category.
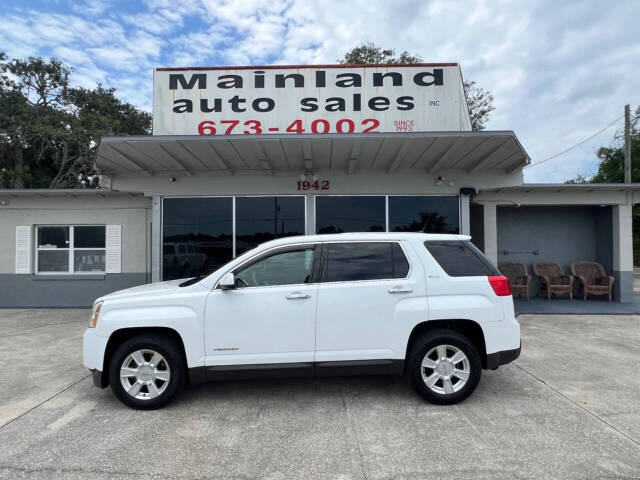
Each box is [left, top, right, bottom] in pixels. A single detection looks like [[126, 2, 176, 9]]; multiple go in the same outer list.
[[323, 242, 409, 282], [424, 240, 499, 277], [235, 247, 315, 288]]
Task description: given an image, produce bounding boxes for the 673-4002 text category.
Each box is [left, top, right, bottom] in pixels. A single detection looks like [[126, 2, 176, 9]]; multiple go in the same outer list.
[[197, 118, 381, 135]]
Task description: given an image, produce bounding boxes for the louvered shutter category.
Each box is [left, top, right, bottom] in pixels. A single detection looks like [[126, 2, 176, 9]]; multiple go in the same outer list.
[[105, 225, 121, 274], [15, 226, 32, 274]]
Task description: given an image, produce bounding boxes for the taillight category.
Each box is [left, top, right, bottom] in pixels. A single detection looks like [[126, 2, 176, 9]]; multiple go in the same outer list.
[[488, 275, 511, 296]]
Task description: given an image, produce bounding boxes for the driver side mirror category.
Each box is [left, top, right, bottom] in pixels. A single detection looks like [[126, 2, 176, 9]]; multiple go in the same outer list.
[[219, 272, 236, 290]]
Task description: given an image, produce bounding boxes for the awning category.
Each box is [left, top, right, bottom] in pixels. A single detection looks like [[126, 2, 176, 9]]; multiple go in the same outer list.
[[94, 131, 530, 177], [481, 183, 640, 193], [0, 188, 142, 199]]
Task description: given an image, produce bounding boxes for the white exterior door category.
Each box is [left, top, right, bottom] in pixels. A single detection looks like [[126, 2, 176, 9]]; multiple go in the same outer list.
[[315, 241, 426, 362], [204, 245, 318, 366]]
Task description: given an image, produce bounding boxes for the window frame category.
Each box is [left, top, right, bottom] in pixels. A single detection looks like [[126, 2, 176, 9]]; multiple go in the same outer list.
[[215, 243, 321, 290], [319, 240, 412, 284], [161, 195, 308, 281], [35, 225, 106, 275], [314, 194, 461, 235]]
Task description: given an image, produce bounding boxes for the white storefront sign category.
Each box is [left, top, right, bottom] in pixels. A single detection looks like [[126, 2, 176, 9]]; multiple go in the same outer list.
[[153, 64, 471, 136]]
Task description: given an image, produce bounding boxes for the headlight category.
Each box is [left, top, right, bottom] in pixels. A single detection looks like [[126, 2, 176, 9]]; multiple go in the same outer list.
[[89, 301, 103, 328]]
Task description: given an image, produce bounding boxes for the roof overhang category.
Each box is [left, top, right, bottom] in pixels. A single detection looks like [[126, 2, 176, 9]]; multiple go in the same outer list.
[[476, 183, 640, 206], [0, 188, 141, 199], [94, 131, 530, 177], [480, 183, 640, 193]]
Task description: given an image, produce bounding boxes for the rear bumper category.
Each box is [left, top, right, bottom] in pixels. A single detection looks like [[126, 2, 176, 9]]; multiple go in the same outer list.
[[485, 342, 521, 370]]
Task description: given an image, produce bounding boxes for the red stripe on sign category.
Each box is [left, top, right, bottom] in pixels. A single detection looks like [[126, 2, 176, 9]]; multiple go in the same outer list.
[[155, 63, 459, 71]]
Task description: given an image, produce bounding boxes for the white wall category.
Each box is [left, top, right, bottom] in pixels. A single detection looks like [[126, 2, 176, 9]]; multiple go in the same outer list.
[[111, 168, 523, 197]]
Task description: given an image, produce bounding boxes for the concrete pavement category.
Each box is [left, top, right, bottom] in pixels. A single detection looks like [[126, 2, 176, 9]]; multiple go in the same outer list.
[[0, 309, 639, 479]]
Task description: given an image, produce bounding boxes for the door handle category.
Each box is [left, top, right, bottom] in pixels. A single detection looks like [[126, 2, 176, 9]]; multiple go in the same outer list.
[[286, 291, 311, 300], [387, 286, 413, 294]]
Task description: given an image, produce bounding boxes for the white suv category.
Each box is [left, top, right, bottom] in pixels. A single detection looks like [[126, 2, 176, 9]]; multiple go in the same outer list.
[[83, 233, 520, 409]]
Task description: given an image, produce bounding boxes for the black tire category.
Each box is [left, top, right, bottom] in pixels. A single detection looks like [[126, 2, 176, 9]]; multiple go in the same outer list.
[[108, 334, 185, 410], [407, 329, 481, 405]]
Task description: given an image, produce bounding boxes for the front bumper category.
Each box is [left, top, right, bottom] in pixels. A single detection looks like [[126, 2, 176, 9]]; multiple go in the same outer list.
[[83, 328, 109, 388], [485, 342, 521, 370], [90, 369, 108, 388]]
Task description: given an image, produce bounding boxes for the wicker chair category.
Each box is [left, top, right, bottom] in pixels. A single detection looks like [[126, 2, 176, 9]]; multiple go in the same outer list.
[[498, 263, 531, 300], [570, 261, 615, 302], [532, 263, 573, 300]]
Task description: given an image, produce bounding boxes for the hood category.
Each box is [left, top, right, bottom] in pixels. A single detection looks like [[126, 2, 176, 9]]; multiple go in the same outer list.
[[100, 278, 187, 302]]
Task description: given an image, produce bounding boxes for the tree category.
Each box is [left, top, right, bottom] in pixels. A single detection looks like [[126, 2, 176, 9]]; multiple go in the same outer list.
[[339, 42, 422, 65], [565, 107, 640, 184], [339, 43, 495, 130], [590, 107, 640, 184], [0, 53, 151, 189]]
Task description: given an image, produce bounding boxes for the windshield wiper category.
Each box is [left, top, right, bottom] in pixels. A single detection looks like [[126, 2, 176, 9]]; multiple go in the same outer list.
[[179, 275, 206, 287]]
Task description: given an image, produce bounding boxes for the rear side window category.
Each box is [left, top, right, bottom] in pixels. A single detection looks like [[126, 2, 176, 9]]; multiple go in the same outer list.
[[424, 240, 499, 277], [323, 242, 409, 282]]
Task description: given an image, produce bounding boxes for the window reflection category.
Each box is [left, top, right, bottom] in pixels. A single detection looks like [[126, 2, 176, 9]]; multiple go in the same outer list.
[[236, 197, 305, 255], [316, 196, 385, 234], [162, 198, 233, 280], [389, 196, 459, 233], [323, 242, 409, 282], [235, 248, 314, 287]]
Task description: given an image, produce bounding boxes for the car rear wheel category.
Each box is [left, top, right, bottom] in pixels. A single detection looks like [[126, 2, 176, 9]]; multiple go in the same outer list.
[[108, 334, 184, 409], [407, 329, 481, 405]]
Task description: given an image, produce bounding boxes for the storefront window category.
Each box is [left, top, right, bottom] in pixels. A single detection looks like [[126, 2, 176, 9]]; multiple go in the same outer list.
[[315, 196, 385, 234], [162, 197, 233, 280], [388, 196, 459, 233], [235, 196, 305, 255]]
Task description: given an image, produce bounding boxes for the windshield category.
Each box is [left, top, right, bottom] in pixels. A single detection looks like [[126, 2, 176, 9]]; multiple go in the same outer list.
[[176, 254, 238, 288]]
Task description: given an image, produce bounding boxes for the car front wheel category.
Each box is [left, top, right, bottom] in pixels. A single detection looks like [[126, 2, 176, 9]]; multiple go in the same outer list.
[[108, 334, 184, 409], [407, 329, 481, 405]]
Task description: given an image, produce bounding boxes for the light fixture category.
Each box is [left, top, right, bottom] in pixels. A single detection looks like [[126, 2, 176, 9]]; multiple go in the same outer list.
[[0, 200, 9, 206], [299, 171, 317, 182], [435, 175, 454, 186]]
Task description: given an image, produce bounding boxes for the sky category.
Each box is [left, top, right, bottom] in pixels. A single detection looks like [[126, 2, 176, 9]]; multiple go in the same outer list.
[[0, 0, 639, 183]]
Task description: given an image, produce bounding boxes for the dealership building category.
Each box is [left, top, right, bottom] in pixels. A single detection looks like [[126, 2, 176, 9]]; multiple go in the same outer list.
[[1, 63, 638, 307]]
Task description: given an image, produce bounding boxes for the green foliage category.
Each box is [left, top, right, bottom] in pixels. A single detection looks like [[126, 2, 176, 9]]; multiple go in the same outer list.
[[590, 108, 640, 184], [338, 42, 495, 130], [338, 42, 422, 65], [0, 53, 151, 189], [463, 81, 494, 132]]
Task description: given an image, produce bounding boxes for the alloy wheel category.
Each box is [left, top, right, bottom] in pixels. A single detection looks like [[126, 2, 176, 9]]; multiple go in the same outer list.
[[420, 344, 470, 395], [119, 349, 171, 400]]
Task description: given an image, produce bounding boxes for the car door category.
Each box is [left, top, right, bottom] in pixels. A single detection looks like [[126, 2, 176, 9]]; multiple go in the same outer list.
[[204, 244, 319, 369], [315, 241, 426, 364]]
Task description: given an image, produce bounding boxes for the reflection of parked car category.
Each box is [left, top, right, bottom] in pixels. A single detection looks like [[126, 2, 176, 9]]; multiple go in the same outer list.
[[84, 233, 520, 410], [162, 243, 206, 277]]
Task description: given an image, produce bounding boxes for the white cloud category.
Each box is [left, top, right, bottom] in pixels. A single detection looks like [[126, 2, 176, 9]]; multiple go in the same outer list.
[[70, 0, 110, 16]]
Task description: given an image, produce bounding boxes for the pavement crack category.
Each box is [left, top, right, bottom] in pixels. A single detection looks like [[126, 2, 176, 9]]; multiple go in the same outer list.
[[341, 385, 369, 480], [3, 320, 86, 337], [0, 374, 91, 431], [512, 362, 640, 449], [0, 464, 264, 479]]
